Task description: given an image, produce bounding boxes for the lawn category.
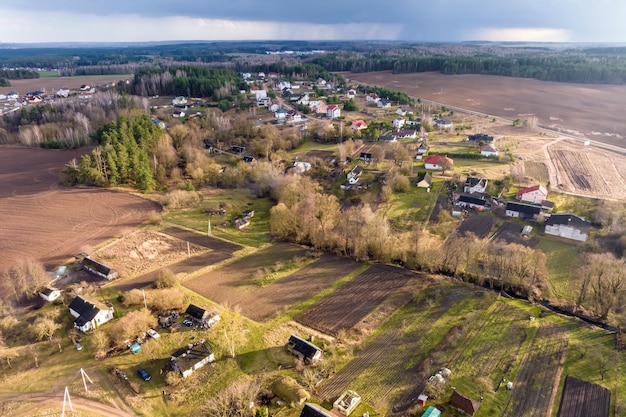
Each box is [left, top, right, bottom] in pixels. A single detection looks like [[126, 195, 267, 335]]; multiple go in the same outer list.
[[385, 177, 444, 225], [37, 70, 60, 78], [536, 237, 580, 301], [162, 189, 271, 248]]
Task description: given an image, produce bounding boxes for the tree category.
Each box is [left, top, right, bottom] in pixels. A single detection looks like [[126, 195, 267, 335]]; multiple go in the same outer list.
[[31, 317, 61, 345], [220, 305, 249, 358], [109, 309, 157, 345], [90, 329, 110, 360], [202, 379, 259, 417], [343, 99, 358, 111]]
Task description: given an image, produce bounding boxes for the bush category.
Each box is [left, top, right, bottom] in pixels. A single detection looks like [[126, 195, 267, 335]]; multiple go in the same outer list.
[[154, 269, 176, 289]]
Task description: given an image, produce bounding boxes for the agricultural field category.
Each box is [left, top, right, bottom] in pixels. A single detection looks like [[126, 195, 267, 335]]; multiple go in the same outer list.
[[456, 214, 497, 238], [0, 74, 131, 95], [295, 264, 419, 336], [557, 376, 611, 417], [523, 161, 550, 184], [0, 147, 160, 272]]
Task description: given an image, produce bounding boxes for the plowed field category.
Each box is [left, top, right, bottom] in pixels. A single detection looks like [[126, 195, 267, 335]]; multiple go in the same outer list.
[[0, 147, 160, 271]]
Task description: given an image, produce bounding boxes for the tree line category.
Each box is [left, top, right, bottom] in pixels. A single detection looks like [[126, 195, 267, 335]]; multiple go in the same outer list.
[[0, 68, 40, 87]]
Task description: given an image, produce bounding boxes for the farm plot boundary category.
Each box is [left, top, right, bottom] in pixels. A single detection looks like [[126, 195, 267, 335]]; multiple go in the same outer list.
[[556, 376, 611, 417]]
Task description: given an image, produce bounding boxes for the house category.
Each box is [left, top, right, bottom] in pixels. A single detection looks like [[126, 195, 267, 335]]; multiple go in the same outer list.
[[405, 118, 421, 127], [268, 102, 280, 113], [257, 96, 271, 107], [396, 108, 408, 116], [39, 287, 62, 302], [417, 172, 433, 188], [544, 214, 592, 242], [377, 98, 392, 108], [449, 390, 480, 416], [309, 100, 328, 114], [296, 93, 310, 105], [7, 91, 19, 100], [378, 134, 396, 143], [172, 96, 187, 106], [517, 184, 548, 204], [468, 133, 494, 142], [457, 194, 488, 210], [172, 110, 185, 118], [326, 105, 340, 119], [278, 80, 291, 90], [56, 87, 70, 98], [417, 394, 428, 407], [464, 177, 488, 194], [0, 94, 6, 101], [184, 304, 220, 328], [170, 340, 215, 378], [351, 119, 368, 131], [421, 406, 441, 417], [254, 90, 268, 100], [393, 117, 406, 129], [505, 202, 541, 220], [346, 89, 357, 99], [151, 117, 166, 129], [415, 143, 429, 159], [287, 110, 302, 122], [391, 129, 417, 139], [333, 390, 361, 416], [300, 403, 333, 417], [275, 108, 289, 119], [231, 145, 246, 154], [365, 93, 380, 103], [359, 152, 372, 162], [480, 144, 499, 157], [347, 166, 363, 185], [81, 257, 117, 280], [68, 296, 115, 332], [435, 118, 453, 129], [287, 334, 323, 364], [293, 161, 312, 174], [424, 155, 454, 171]]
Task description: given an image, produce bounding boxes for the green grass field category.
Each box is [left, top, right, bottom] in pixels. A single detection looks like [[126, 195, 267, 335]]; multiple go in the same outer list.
[[536, 237, 580, 300], [37, 70, 60, 78]]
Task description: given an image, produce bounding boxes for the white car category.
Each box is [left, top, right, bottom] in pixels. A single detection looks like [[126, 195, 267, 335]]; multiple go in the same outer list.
[[147, 328, 160, 339]]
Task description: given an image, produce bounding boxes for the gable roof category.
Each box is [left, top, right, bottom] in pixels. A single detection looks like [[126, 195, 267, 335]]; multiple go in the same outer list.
[[300, 403, 333, 417], [418, 172, 433, 185], [185, 304, 207, 320], [480, 144, 498, 152], [505, 201, 541, 216], [459, 194, 487, 206], [69, 296, 101, 325], [545, 214, 591, 229], [422, 406, 441, 417], [450, 390, 480, 415], [82, 257, 112, 276], [288, 335, 321, 361], [40, 287, 60, 297], [517, 184, 547, 196], [465, 177, 486, 187], [424, 155, 453, 165]]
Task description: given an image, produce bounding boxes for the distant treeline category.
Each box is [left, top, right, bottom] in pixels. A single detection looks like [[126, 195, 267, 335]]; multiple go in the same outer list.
[[356, 85, 412, 105], [0, 68, 39, 87], [122, 65, 245, 98], [232, 62, 346, 84], [312, 54, 626, 84]]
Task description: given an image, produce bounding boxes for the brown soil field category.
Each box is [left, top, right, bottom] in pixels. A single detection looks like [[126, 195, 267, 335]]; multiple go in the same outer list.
[[347, 71, 626, 148], [295, 264, 417, 336], [0, 147, 159, 272], [556, 376, 611, 417], [456, 215, 496, 238], [0, 75, 130, 95]]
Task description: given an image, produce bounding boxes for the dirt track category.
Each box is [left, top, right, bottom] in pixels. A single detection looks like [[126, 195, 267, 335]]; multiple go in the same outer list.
[[0, 391, 137, 417]]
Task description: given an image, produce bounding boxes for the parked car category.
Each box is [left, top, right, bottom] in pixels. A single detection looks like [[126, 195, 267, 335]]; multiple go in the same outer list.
[[182, 319, 193, 327], [147, 328, 160, 339], [137, 368, 151, 381]]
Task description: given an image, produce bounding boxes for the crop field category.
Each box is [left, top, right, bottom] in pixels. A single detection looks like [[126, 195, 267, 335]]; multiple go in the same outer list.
[[523, 161, 550, 184], [456, 214, 496, 238], [183, 242, 312, 313], [317, 284, 490, 414], [556, 376, 611, 417], [0, 74, 131, 95], [501, 323, 569, 417], [491, 222, 539, 247], [295, 264, 418, 336], [0, 147, 160, 271]]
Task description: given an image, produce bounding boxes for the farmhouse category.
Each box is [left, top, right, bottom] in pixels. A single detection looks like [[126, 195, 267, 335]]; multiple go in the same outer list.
[[415, 143, 429, 159], [351, 119, 368, 131], [184, 304, 221, 328], [505, 202, 541, 220], [393, 117, 406, 128], [544, 214, 591, 242], [517, 184, 548, 204], [69, 296, 115, 332], [39, 287, 62, 302], [81, 257, 118, 280], [300, 403, 333, 417], [287, 334, 323, 364], [449, 390, 480, 416], [457, 194, 488, 210], [333, 390, 361, 416], [170, 340, 215, 378], [464, 177, 488, 194], [417, 172, 433, 189], [365, 93, 380, 103], [424, 155, 453, 171], [435, 118, 453, 129], [326, 105, 340, 118], [377, 98, 392, 108], [480, 144, 499, 157]]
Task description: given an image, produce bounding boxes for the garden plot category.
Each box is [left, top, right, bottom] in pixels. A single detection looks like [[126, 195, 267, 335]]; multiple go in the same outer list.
[[556, 376, 611, 417], [456, 215, 496, 238], [295, 264, 418, 336], [491, 222, 539, 247]]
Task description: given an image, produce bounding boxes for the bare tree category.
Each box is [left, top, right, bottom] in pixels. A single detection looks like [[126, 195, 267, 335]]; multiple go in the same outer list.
[[30, 317, 61, 345], [202, 379, 259, 417], [220, 305, 248, 359]]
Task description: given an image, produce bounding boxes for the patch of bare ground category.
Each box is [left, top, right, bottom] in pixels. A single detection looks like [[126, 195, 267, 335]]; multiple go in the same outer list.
[[0, 75, 131, 96]]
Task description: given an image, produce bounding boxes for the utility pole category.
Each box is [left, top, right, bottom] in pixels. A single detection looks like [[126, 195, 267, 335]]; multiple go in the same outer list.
[[79, 368, 93, 392], [62, 386, 73, 417]]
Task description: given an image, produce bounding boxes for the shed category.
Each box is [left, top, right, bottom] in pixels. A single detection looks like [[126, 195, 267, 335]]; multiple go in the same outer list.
[[287, 334, 322, 364], [417, 394, 428, 407], [39, 287, 62, 302], [449, 390, 480, 416], [439, 367, 452, 378], [129, 342, 141, 354], [333, 390, 361, 416], [81, 257, 117, 280]]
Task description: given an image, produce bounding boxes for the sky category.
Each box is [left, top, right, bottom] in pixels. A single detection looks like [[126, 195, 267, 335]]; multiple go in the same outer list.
[[0, 0, 625, 44]]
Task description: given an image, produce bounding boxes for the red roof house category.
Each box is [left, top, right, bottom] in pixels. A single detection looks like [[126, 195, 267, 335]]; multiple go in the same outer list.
[[424, 155, 454, 171], [517, 184, 548, 204], [351, 119, 368, 130]]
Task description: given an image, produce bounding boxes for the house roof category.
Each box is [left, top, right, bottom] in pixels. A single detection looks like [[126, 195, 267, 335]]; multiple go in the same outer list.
[[449, 390, 480, 415], [350, 166, 363, 176], [468, 133, 494, 142], [422, 406, 441, 417], [69, 296, 101, 325], [545, 214, 591, 229], [480, 144, 498, 152], [288, 335, 321, 361], [40, 287, 59, 297], [300, 403, 332, 417], [82, 257, 112, 275], [327, 105, 339, 110], [418, 172, 433, 185], [424, 155, 453, 165], [505, 202, 541, 215], [392, 129, 417, 137], [185, 304, 208, 320], [517, 184, 547, 196], [465, 177, 486, 187]]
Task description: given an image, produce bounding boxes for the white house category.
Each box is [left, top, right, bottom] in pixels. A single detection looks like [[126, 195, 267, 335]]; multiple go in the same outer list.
[[346, 89, 357, 99], [257, 97, 271, 107], [39, 287, 62, 302], [172, 96, 188, 106], [464, 177, 488, 194], [254, 90, 268, 100], [269, 102, 280, 112], [424, 155, 454, 170], [517, 184, 548, 204], [69, 296, 115, 332], [275, 108, 289, 119], [347, 166, 363, 184], [0, 94, 6, 101], [377, 99, 392, 108], [278, 80, 291, 90], [544, 214, 591, 242], [326, 105, 341, 119], [366, 93, 380, 103], [480, 144, 499, 157], [296, 93, 310, 106], [393, 117, 405, 129], [7, 91, 19, 100], [436, 118, 453, 129]]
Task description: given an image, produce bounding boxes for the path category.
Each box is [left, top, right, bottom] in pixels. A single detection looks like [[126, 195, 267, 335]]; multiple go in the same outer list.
[[0, 391, 137, 417]]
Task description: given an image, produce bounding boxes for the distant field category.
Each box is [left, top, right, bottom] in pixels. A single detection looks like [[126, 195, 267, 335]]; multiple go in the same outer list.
[[0, 74, 131, 94]]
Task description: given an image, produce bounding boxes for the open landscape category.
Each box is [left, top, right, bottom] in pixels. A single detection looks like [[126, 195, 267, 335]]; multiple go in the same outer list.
[[0, 75, 131, 95]]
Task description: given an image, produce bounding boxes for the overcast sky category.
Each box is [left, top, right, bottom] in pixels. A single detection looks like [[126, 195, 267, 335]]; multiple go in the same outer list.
[[0, 0, 624, 44]]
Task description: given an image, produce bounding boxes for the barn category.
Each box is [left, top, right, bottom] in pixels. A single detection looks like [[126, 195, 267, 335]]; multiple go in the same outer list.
[[544, 214, 591, 242], [81, 257, 118, 280], [287, 334, 323, 364], [449, 390, 480, 416]]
